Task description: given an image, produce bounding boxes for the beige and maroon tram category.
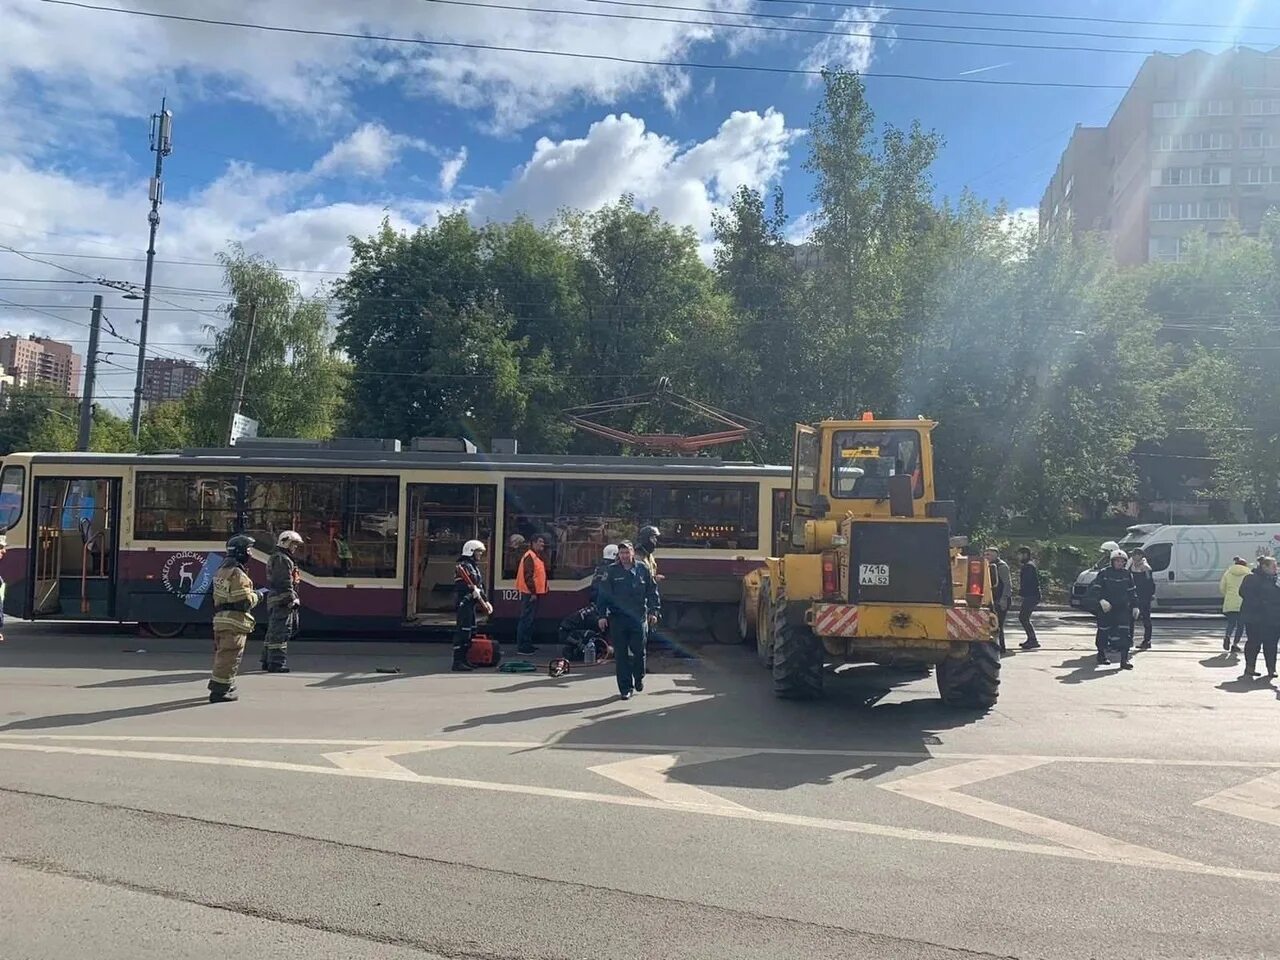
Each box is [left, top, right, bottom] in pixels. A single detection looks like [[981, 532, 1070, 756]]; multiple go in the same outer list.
[[0, 439, 790, 640]]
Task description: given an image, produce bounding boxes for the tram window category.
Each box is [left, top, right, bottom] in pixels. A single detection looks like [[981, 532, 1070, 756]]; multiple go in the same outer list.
[[134, 473, 239, 540], [0, 465, 24, 532], [503, 480, 556, 579], [346, 476, 399, 577], [245, 474, 398, 578], [651, 484, 758, 550]]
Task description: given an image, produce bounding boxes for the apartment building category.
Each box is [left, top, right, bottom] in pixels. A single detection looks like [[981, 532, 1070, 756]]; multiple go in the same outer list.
[[1040, 47, 1280, 264], [141, 357, 204, 407], [0, 334, 83, 396]]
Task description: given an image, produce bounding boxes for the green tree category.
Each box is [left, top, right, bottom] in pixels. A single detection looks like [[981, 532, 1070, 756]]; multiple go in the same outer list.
[[0, 385, 78, 453], [183, 245, 347, 446]]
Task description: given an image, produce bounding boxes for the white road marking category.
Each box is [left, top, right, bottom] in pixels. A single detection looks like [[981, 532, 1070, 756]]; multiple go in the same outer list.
[[323, 741, 457, 776], [1196, 771, 1280, 828], [1, 734, 1278, 770], [880, 757, 1197, 866], [589, 754, 749, 810], [1, 740, 1279, 885]]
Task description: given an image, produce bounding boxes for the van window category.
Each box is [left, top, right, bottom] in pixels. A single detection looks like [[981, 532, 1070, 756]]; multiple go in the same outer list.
[[1143, 542, 1172, 572]]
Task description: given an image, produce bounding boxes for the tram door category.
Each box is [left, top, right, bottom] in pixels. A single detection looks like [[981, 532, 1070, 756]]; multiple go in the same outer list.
[[405, 484, 495, 622], [31, 476, 120, 619]]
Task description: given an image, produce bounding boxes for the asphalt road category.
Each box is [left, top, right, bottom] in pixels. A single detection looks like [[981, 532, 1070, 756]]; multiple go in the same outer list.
[[1, 613, 1277, 960]]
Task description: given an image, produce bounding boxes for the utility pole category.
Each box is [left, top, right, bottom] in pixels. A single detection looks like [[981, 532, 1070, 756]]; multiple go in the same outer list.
[[131, 98, 173, 439], [78, 295, 103, 452], [227, 301, 257, 446]]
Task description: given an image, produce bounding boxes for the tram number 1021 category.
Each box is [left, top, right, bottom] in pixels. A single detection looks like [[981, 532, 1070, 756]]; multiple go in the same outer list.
[[500, 590, 521, 602]]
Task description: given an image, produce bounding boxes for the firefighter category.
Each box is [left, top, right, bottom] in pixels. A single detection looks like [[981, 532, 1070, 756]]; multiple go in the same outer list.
[[261, 530, 302, 673], [208, 534, 261, 703], [453, 539, 491, 672], [1090, 548, 1139, 669], [597, 540, 660, 700], [515, 533, 549, 655]]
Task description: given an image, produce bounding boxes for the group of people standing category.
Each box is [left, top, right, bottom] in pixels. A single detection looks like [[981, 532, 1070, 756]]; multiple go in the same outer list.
[[1220, 554, 1280, 681], [452, 526, 664, 701], [984, 545, 1045, 655]]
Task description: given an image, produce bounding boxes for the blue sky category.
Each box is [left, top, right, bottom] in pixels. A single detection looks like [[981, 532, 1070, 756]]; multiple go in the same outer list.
[[0, 0, 1275, 408]]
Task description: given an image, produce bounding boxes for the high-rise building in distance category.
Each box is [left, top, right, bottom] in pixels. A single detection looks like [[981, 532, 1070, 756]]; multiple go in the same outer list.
[[141, 357, 205, 408], [0, 334, 82, 396], [1041, 47, 1280, 264]]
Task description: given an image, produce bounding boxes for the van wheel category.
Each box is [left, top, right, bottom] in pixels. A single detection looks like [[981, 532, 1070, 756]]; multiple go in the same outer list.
[[936, 642, 1001, 709], [772, 602, 824, 700]]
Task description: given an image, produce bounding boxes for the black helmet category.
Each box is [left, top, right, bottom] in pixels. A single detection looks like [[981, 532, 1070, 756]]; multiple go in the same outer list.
[[638, 525, 660, 551], [226, 534, 255, 562]]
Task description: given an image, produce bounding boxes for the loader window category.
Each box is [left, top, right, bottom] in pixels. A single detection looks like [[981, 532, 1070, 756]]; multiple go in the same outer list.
[[794, 429, 820, 508], [831, 431, 924, 500]]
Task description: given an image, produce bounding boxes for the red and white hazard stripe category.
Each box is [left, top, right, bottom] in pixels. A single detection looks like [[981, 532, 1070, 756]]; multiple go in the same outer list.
[[946, 607, 992, 641], [812, 603, 859, 637]]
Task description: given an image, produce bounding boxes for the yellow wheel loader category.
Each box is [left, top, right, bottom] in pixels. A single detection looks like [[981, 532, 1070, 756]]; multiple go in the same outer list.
[[746, 415, 999, 707]]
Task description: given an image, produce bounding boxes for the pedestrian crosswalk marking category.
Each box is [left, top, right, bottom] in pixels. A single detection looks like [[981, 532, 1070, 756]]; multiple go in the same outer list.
[[1196, 771, 1280, 828]]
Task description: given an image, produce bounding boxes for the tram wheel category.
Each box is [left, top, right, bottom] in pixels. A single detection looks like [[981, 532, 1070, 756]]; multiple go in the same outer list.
[[141, 621, 186, 639]]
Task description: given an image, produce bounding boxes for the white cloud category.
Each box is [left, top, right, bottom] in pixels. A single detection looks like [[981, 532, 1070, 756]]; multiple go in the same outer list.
[[0, 0, 759, 133], [312, 123, 426, 179], [0, 104, 797, 412], [438, 147, 468, 194], [471, 109, 798, 242], [799, 7, 892, 79]]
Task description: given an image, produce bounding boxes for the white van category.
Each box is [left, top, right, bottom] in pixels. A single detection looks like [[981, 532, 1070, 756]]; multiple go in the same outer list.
[[1138, 525, 1280, 610], [1068, 527, 1152, 608]]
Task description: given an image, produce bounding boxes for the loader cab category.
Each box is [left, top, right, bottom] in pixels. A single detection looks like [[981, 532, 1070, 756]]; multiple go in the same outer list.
[[790, 416, 939, 525]]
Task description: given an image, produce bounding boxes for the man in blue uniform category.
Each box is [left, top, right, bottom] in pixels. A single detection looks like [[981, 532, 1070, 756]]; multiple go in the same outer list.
[[596, 540, 660, 701]]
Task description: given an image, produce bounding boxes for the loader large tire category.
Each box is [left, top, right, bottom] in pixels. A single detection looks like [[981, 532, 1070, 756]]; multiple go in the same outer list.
[[771, 602, 824, 700], [936, 641, 1001, 709], [755, 577, 773, 668]]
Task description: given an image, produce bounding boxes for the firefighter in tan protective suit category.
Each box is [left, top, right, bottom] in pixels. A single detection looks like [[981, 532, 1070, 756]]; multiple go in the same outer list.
[[208, 534, 262, 703]]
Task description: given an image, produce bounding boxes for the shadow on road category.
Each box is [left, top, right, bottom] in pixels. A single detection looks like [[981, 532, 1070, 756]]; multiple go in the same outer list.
[[443, 697, 623, 733], [1215, 677, 1277, 694], [1199, 653, 1240, 670], [78, 671, 209, 689], [474, 652, 994, 790], [1055, 654, 1118, 685], [0, 697, 209, 731]]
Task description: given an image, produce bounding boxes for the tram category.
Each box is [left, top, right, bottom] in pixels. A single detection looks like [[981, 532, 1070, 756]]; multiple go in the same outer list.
[[0, 438, 790, 641]]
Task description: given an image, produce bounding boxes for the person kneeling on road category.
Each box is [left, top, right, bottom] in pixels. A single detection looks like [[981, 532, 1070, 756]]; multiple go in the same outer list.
[[559, 603, 607, 662], [597, 540, 660, 701], [1089, 549, 1139, 670]]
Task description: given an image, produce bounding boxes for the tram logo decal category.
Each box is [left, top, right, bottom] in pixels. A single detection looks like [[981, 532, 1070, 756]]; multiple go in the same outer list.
[[162, 551, 223, 610]]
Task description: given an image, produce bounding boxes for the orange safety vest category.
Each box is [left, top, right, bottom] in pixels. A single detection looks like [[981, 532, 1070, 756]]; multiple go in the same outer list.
[[515, 549, 548, 596]]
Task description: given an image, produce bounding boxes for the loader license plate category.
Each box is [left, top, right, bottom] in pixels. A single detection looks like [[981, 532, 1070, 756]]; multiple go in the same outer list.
[[858, 564, 890, 586]]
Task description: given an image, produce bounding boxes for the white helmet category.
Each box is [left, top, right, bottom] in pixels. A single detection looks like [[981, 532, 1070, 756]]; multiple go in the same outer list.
[[1100, 540, 1120, 553], [277, 530, 303, 548], [1110, 549, 1128, 562], [602, 544, 619, 561], [462, 539, 486, 558]]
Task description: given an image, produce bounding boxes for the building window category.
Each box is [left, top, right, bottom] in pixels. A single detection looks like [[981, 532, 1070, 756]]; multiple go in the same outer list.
[[1152, 100, 1233, 119], [1155, 166, 1229, 186], [1150, 200, 1231, 221], [1153, 132, 1232, 152], [134, 473, 240, 540], [1241, 166, 1280, 185], [1243, 99, 1280, 116], [501, 478, 761, 581], [1242, 129, 1277, 149]]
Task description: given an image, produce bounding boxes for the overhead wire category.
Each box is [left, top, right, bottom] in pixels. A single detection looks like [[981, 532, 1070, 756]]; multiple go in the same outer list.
[[36, 0, 1133, 89], [414, 0, 1280, 57]]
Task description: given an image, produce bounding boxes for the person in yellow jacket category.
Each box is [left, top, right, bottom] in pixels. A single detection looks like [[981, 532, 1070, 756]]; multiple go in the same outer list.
[[1220, 556, 1251, 653], [209, 534, 263, 703]]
